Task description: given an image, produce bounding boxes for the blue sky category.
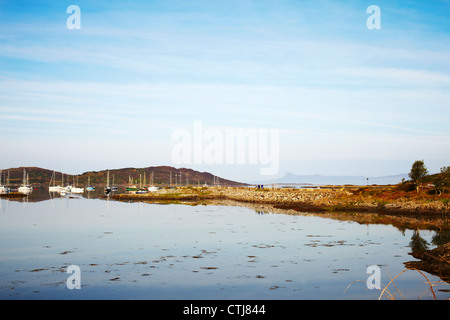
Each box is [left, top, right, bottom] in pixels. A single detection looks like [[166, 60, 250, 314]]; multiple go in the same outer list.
[[1, 0, 450, 182]]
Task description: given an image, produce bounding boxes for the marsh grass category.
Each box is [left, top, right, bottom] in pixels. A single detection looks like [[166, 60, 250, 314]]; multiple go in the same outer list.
[[344, 267, 449, 300]]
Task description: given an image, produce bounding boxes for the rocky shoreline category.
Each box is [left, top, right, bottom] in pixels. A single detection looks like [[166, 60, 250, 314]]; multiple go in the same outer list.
[[112, 186, 450, 231]]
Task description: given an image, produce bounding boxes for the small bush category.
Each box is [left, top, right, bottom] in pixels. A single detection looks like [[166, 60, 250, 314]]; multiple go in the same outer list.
[[396, 182, 415, 192]]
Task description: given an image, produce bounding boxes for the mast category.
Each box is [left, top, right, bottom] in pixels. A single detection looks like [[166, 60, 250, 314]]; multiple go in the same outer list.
[[21, 169, 26, 187]]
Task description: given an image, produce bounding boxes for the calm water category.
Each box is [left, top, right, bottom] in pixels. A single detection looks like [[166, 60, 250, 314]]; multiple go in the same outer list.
[[0, 190, 449, 300]]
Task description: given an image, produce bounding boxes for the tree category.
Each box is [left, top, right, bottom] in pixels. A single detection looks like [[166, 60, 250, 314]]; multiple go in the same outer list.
[[433, 167, 450, 195], [441, 166, 450, 184], [408, 160, 428, 193], [430, 166, 450, 195], [432, 174, 446, 195]]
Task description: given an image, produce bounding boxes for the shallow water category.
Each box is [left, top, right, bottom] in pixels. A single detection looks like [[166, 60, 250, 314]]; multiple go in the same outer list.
[[0, 192, 448, 300]]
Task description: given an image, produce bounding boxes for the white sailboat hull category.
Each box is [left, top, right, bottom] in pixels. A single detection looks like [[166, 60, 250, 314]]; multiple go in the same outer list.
[[71, 187, 84, 193], [18, 186, 32, 194]]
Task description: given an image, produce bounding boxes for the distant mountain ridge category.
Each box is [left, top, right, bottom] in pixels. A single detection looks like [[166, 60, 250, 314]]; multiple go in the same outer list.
[[254, 172, 409, 186], [0, 166, 247, 187]]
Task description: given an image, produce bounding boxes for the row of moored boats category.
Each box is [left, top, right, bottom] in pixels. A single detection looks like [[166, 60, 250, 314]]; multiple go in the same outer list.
[[1, 169, 160, 196], [49, 171, 92, 195]]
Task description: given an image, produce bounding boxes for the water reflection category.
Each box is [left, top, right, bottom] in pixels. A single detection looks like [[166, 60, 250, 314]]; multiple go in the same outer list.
[[0, 190, 449, 300], [408, 228, 450, 257], [404, 228, 450, 286], [409, 229, 429, 255], [432, 230, 450, 247]]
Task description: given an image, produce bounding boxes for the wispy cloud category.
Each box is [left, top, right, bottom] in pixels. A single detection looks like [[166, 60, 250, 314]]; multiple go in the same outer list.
[[333, 67, 450, 87], [1, 0, 449, 177]]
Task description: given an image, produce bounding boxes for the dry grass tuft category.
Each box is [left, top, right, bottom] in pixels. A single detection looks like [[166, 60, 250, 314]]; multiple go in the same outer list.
[[344, 267, 450, 300]]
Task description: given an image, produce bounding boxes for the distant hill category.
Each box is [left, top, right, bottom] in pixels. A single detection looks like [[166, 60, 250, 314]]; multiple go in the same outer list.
[[0, 166, 248, 187], [253, 172, 409, 186]]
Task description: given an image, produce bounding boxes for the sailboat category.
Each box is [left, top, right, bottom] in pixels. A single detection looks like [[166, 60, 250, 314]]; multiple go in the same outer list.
[[104, 170, 112, 195], [85, 176, 95, 191], [126, 175, 138, 191], [136, 173, 148, 194], [147, 171, 159, 192], [111, 174, 118, 191], [18, 169, 33, 194], [59, 173, 71, 195], [5, 171, 11, 193], [64, 174, 73, 193], [49, 171, 62, 192], [71, 175, 84, 193], [0, 170, 9, 194], [71, 186, 84, 193]]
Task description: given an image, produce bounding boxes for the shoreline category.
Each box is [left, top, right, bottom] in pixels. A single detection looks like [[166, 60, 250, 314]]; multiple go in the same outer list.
[[111, 186, 450, 231], [0, 192, 28, 198], [111, 186, 450, 282]]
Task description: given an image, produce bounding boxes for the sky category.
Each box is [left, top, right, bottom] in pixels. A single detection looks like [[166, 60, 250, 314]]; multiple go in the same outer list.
[[0, 0, 450, 183]]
